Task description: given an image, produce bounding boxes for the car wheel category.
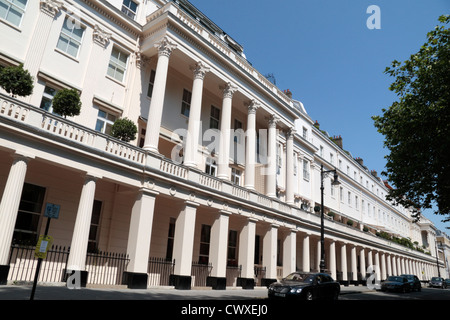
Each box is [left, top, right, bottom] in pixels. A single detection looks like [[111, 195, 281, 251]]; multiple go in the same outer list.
[[332, 290, 339, 300], [305, 291, 313, 301]]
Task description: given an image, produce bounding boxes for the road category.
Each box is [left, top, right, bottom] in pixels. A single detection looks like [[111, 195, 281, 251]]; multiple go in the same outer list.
[[340, 287, 450, 300]]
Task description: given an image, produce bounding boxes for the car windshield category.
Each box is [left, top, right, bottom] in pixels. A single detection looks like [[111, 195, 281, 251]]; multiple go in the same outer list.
[[431, 277, 442, 281], [284, 273, 314, 283], [387, 276, 404, 282]]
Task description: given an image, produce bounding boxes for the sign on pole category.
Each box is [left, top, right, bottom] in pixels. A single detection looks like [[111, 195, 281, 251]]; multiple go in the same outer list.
[[44, 203, 60, 219], [34, 235, 53, 260]]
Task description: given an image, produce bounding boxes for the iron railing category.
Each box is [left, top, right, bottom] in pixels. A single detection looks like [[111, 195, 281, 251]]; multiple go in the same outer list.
[[147, 257, 175, 286]]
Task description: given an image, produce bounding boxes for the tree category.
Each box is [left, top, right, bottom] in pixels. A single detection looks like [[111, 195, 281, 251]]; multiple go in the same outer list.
[[52, 88, 82, 118], [110, 118, 137, 142], [0, 64, 33, 97], [372, 15, 450, 224]]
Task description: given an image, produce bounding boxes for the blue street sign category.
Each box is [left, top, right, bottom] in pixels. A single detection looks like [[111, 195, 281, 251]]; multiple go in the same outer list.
[[44, 203, 60, 219]]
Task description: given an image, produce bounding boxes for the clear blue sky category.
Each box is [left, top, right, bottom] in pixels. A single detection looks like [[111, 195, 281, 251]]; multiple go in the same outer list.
[[189, 0, 449, 231]]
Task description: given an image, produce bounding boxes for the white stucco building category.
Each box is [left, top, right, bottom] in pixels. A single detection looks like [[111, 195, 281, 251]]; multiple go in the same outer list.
[[0, 0, 445, 289]]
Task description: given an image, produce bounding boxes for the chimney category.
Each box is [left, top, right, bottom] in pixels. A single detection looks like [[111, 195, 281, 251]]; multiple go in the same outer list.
[[355, 157, 364, 166], [332, 135, 343, 149], [371, 170, 378, 177], [314, 120, 320, 129]]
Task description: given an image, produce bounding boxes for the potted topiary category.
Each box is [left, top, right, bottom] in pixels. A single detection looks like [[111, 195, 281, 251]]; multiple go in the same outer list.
[[52, 88, 82, 118], [0, 64, 34, 97], [110, 117, 137, 142]]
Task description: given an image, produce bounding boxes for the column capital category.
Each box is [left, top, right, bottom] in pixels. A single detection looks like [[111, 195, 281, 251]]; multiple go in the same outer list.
[[40, 0, 63, 17], [220, 82, 237, 99], [156, 36, 177, 58], [191, 61, 210, 80], [268, 114, 279, 128], [245, 99, 260, 114], [286, 127, 296, 140]]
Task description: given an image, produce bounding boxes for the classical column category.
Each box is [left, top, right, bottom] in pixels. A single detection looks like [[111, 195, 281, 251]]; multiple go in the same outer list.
[[359, 248, 366, 281], [374, 252, 380, 281], [237, 218, 257, 289], [0, 153, 33, 285], [217, 83, 237, 180], [302, 233, 310, 272], [244, 100, 259, 190], [341, 243, 348, 283], [285, 127, 295, 204], [316, 239, 321, 272], [329, 240, 337, 280], [392, 255, 397, 276], [351, 245, 358, 283], [66, 174, 99, 287], [262, 224, 278, 286], [207, 210, 230, 289], [171, 201, 199, 289], [266, 115, 278, 198], [282, 229, 296, 277], [184, 61, 210, 168], [125, 188, 159, 289], [380, 252, 386, 280], [143, 37, 177, 153]]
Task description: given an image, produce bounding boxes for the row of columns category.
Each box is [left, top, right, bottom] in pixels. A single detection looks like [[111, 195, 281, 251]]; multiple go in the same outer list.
[[0, 153, 439, 287], [140, 37, 297, 200]]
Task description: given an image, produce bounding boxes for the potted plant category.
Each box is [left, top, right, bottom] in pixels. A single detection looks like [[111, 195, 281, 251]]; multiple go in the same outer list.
[[52, 88, 82, 118], [0, 64, 33, 97], [110, 117, 137, 142]]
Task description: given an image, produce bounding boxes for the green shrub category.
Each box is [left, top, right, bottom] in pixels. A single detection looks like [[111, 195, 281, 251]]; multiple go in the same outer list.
[[52, 88, 81, 118], [0, 64, 33, 97], [110, 118, 137, 142]]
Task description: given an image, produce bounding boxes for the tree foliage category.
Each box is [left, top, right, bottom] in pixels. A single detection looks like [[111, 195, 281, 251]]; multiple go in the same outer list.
[[110, 118, 137, 142], [0, 64, 34, 97], [52, 88, 82, 118], [372, 15, 450, 223]]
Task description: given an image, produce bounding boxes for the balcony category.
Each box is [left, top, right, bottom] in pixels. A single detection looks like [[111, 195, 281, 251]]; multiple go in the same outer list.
[[0, 93, 305, 221]]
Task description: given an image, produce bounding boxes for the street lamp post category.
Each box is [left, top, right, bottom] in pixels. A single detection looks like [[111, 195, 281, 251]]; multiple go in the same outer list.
[[319, 164, 340, 273]]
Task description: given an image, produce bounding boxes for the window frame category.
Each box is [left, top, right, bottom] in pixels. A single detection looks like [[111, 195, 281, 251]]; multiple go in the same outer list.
[[121, 0, 138, 20], [56, 15, 86, 59], [107, 46, 129, 83], [0, 0, 28, 27]]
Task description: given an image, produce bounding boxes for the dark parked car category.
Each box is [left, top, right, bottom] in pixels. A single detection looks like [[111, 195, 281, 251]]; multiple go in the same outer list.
[[380, 276, 411, 293], [400, 274, 421, 291], [429, 277, 447, 289], [445, 279, 450, 288], [268, 272, 340, 300]]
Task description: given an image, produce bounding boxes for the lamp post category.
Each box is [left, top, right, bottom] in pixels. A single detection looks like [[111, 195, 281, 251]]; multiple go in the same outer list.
[[319, 164, 340, 273]]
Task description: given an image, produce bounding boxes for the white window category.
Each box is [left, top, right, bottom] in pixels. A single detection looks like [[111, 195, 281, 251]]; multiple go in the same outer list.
[[355, 196, 359, 210], [330, 153, 334, 165], [303, 160, 310, 180], [95, 109, 117, 135], [107, 47, 129, 82], [56, 16, 85, 58], [231, 168, 241, 185], [39, 85, 58, 113], [330, 180, 334, 197], [121, 0, 138, 20], [205, 157, 217, 176], [340, 187, 343, 202], [210, 105, 220, 129], [147, 69, 156, 97], [181, 89, 191, 117], [302, 127, 308, 140], [319, 145, 323, 157], [0, 0, 27, 27], [348, 191, 351, 205]]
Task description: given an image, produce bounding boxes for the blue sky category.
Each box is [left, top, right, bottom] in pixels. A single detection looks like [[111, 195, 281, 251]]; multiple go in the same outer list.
[[189, 0, 449, 231]]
